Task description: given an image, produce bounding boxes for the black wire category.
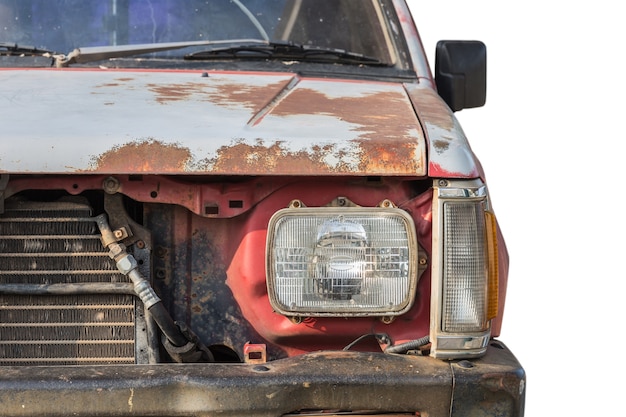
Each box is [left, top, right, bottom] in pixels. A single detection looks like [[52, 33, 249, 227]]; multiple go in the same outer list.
[[384, 335, 430, 354], [343, 333, 390, 351]]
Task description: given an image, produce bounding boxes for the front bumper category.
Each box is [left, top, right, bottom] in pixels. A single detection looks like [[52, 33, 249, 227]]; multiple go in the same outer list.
[[0, 340, 525, 417]]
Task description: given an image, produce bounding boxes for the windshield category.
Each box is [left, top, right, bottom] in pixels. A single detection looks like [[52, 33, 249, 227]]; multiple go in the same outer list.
[[0, 0, 398, 64]]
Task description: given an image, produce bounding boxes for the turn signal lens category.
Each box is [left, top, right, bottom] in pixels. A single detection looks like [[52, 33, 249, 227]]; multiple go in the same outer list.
[[441, 200, 489, 332], [485, 211, 499, 320]]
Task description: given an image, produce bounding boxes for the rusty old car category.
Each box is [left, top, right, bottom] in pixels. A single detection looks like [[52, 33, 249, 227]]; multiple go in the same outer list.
[[0, 1, 525, 416]]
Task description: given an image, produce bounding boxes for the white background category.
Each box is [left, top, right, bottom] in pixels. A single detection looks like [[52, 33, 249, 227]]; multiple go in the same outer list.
[[405, 1, 625, 415]]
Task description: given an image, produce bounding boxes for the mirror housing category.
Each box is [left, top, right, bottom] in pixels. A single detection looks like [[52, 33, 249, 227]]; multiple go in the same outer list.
[[435, 40, 487, 112]]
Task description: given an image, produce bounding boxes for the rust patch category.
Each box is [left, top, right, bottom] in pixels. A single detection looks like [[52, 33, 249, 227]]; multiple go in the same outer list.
[[357, 140, 422, 173], [94, 82, 125, 89], [210, 79, 292, 114], [91, 139, 192, 173], [269, 88, 424, 173], [146, 82, 203, 104], [146, 79, 291, 112], [94, 78, 135, 89], [406, 87, 455, 131], [432, 139, 450, 151], [208, 140, 353, 174], [272, 88, 416, 140], [208, 139, 421, 175]]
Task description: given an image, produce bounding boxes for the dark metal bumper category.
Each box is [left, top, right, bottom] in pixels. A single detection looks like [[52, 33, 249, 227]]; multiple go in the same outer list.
[[0, 340, 524, 417]]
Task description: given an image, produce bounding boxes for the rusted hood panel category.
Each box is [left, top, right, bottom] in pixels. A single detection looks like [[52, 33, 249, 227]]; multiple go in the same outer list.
[[0, 69, 427, 176]]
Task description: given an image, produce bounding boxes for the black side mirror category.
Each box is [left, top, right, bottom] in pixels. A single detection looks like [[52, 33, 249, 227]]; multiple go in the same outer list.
[[435, 40, 486, 112]]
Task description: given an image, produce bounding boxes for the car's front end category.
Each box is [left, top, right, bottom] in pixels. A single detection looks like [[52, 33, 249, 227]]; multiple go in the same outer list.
[[0, 1, 524, 416]]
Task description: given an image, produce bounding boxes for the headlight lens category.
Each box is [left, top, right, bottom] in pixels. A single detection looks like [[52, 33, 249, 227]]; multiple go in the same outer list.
[[266, 201, 419, 317]]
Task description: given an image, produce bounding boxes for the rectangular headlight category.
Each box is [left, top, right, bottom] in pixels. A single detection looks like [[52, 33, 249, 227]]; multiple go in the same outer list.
[[266, 200, 419, 317]]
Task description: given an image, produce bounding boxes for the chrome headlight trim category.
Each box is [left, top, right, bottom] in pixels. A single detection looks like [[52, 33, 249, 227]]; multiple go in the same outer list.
[[431, 334, 491, 359], [266, 199, 421, 317]]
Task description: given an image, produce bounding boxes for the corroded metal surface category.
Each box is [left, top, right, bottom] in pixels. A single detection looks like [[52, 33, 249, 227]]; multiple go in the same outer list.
[[0, 69, 427, 176], [95, 140, 193, 172], [405, 84, 481, 178], [0, 344, 524, 417], [451, 341, 526, 417]]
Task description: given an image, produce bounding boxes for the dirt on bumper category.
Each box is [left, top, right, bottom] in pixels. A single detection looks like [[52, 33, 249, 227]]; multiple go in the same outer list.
[[0, 341, 524, 417]]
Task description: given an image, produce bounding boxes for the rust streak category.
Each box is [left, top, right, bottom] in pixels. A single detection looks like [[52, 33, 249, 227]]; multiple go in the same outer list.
[[95, 83, 122, 88]]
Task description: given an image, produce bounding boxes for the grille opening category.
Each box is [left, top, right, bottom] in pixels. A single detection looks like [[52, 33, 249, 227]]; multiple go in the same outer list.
[[0, 198, 152, 366]]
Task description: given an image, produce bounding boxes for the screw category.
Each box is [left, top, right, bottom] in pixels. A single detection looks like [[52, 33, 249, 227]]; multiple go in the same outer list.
[[155, 246, 168, 258], [103, 176, 120, 194], [155, 268, 167, 280]]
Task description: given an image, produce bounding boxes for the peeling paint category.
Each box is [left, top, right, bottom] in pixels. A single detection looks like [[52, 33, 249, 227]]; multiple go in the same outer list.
[[275, 87, 419, 140], [146, 82, 202, 104], [210, 79, 293, 114], [145, 78, 292, 112]]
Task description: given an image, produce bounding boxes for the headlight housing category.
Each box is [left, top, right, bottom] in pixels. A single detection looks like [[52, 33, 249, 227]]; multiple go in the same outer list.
[[266, 198, 421, 317], [430, 179, 500, 359]]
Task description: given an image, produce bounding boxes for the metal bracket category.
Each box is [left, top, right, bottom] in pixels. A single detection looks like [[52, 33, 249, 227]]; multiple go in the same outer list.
[[103, 191, 152, 249], [243, 343, 267, 364], [0, 174, 9, 214]]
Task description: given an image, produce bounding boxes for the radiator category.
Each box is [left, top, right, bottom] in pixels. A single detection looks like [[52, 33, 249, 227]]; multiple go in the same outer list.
[[0, 199, 150, 365]]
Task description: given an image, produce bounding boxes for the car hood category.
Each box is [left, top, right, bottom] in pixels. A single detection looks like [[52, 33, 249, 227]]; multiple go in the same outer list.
[[0, 68, 430, 176]]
